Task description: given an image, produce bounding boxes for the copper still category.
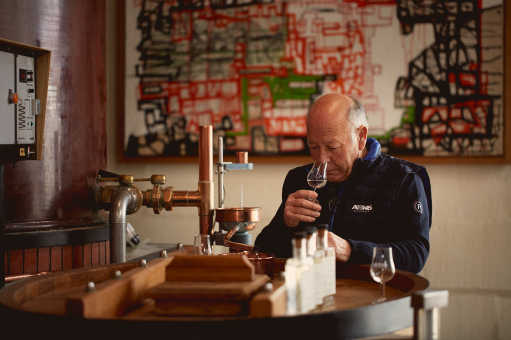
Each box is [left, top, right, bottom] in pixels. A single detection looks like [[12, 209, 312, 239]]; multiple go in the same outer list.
[[1, 0, 108, 285]]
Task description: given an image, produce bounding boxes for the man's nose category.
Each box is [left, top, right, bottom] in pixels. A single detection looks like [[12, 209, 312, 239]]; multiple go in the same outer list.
[[317, 149, 330, 163]]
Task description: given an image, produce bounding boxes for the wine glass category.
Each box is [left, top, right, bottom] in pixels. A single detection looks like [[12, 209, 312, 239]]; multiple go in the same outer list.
[[304, 160, 327, 204], [192, 234, 212, 255], [370, 247, 395, 303]]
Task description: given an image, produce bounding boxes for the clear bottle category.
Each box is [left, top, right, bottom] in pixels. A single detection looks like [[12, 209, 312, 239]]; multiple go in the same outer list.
[[305, 226, 324, 307], [316, 224, 336, 298], [285, 232, 315, 314]]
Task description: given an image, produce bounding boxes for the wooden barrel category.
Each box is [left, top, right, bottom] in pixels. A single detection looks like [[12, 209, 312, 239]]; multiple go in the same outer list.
[[0, 0, 108, 281], [0, 255, 429, 340]]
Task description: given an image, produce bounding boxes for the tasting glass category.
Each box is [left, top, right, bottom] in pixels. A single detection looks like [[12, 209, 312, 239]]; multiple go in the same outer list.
[[192, 234, 212, 255], [370, 247, 395, 303], [303, 160, 327, 204]]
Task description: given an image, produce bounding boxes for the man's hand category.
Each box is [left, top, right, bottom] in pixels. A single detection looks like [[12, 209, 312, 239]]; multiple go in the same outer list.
[[283, 190, 321, 227], [328, 233, 352, 262]]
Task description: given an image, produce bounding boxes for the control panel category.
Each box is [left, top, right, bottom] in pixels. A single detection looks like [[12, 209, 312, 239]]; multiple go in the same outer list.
[[0, 39, 50, 164]]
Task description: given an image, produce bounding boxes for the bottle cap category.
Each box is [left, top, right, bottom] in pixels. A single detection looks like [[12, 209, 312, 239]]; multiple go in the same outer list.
[[293, 231, 307, 239], [304, 226, 317, 234], [316, 224, 329, 230]]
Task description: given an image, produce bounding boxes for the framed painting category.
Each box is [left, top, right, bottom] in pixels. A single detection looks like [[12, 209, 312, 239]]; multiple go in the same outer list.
[[118, 0, 511, 164]]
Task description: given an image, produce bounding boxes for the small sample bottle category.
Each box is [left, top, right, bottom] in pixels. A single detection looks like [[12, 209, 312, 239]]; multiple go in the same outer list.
[[285, 232, 315, 314], [305, 226, 324, 307], [317, 224, 336, 298]]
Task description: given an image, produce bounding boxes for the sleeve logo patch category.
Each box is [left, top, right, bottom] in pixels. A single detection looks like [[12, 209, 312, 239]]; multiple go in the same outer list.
[[413, 200, 424, 214]]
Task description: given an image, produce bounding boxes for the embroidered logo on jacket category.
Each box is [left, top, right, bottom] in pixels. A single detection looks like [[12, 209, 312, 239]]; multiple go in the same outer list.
[[352, 205, 372, 212], [413, 200, 423, 214]]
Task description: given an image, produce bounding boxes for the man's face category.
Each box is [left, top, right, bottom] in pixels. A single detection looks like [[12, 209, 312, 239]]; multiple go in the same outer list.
[[307, 97, 363, 183]]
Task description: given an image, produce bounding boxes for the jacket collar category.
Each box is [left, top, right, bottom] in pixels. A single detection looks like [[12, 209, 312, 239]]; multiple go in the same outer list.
[[360, 137, 380, 165]]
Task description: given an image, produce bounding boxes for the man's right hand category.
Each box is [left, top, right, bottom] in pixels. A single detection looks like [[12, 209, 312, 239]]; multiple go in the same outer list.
[[283, 190, 322, 227]]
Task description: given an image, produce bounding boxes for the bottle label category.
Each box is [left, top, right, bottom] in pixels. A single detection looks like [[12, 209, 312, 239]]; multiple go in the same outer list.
[[285, 261, 298, 315], [325, 255, 336, 296], [300, 266, 315, 313], [314, 259, 324, 305]]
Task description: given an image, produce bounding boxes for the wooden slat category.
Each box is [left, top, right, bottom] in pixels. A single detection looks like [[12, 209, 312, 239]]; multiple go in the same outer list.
[[83, 244, 91, 267], [50, 246, 62, 271], [99, 241, 106, 265], [66, 257, 173, 318], [146, 275, 269, 300], [63, 246, 73, 271], [38, 248, 50, 272], [92, 243, 99, 267], [166, 255, 254, 282], [154, 299, 248, 316], [24, 248, 38, 274], [250, 280, 287, 318], [9, 250, 23, 275], [106, 240, 110, 264], [73, 245, 83, 268]]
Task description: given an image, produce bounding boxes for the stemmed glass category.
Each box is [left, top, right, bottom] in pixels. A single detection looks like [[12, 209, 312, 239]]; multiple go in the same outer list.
[[304, 160, 327, 204], [192, 234, 212, 255], [370, 247, 396, 303]]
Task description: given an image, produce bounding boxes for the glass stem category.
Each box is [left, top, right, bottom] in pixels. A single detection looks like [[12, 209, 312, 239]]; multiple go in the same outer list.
[[313, 187, 317, 193], [380, 282, 384, 300]]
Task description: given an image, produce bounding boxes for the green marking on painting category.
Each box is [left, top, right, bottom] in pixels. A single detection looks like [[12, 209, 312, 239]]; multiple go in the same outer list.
[[401, 106, 415, 124], [264, 75, 322, 105], [226, 78, 250, 137], [368, 106, 416, 143]]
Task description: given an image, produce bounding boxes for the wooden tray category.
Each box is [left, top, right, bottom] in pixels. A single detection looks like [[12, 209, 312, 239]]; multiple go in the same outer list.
[[0, 251, 429, 340]]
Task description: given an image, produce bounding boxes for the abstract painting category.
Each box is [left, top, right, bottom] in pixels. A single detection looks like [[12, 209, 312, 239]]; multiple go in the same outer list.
[[122, 0, 503, 159]]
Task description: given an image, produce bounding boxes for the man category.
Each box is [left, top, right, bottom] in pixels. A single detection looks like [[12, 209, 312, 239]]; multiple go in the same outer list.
[[255, 93, 432, 273]]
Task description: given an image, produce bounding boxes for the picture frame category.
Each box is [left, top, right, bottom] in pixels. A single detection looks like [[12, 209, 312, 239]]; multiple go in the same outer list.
[[117, 0, 511, 164]]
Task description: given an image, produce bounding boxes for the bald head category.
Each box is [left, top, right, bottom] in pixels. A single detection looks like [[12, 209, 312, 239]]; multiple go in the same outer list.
[[306, 94, 369, 182], [307, 93, 368, 142]]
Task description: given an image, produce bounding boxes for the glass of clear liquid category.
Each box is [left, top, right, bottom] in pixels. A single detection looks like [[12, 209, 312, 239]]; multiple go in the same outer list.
[[304, 160, 327, 204], [192, 234, 212, 255], [370, 247, 395, 303]]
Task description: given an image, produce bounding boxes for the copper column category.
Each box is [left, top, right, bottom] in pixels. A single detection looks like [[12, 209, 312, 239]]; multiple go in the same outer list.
[[198, 126, 214, 236]]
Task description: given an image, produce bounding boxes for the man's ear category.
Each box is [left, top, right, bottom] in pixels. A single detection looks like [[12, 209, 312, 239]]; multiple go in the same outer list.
[[357, 126, 368, 150]]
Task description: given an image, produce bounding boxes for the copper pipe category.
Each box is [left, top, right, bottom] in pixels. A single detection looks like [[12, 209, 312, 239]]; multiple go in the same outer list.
[[187, 190, 202, 205], [236, 151, 248, 164], [199, 215, 214, 236], [198, 126, 214, 236], [199, 126, 213, 182], [223, 228, 259, 253], [172, 190, 190, 207]]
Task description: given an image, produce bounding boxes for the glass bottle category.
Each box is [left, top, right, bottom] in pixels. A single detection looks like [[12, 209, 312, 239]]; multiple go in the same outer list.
[[285, 232, 315, 314], [305, 226, 324, 307], [317, 224, 336, 298]]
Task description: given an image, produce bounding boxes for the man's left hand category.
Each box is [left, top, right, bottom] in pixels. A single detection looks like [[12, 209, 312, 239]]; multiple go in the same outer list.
[[328, 233, 352, 262]]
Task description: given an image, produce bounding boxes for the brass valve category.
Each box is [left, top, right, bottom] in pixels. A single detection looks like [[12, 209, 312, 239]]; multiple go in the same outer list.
[[97, 174, 165, 185], [143, 185, 174, 214], [150, 175, 165, 185], [96, 173, 210, 216], [118, 175, 134, 185]]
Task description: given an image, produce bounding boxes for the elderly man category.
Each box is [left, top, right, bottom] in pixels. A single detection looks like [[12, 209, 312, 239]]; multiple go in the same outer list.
[[255, 93, 432, 273]]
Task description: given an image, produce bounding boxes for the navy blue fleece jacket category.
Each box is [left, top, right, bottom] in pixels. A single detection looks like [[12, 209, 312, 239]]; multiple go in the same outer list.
[[255, 138, 432, 274]]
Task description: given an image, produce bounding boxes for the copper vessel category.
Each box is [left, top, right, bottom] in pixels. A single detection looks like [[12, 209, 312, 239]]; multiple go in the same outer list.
[[215, 207, 260, 232], [215, 207, 260, 253]]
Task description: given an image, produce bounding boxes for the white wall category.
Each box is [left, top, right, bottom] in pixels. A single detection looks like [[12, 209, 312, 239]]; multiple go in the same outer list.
[[107, 2, 511, 338]]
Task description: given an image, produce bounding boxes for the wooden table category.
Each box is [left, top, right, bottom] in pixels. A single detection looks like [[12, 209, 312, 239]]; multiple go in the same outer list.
[[0, 252, 428, 340]]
